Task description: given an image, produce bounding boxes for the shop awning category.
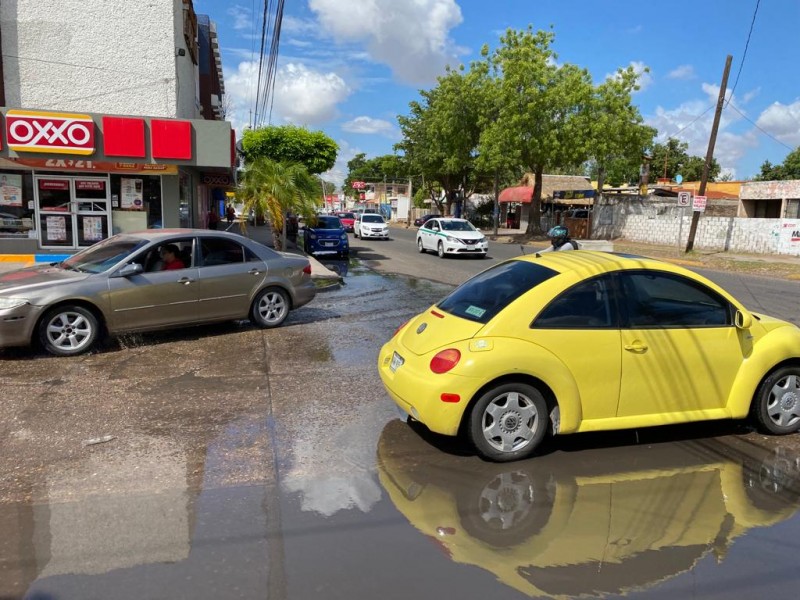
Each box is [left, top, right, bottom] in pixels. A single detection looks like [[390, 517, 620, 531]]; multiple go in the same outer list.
[[499, 186, 534, 203]]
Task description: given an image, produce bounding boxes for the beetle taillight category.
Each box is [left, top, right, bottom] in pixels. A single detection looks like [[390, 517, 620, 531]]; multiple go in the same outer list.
[[430, 349, 461, 374]]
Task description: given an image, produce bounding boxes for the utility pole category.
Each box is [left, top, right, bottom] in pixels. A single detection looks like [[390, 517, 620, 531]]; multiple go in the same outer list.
[[493, 170, 499, 236], [685, 54, 732, 253]]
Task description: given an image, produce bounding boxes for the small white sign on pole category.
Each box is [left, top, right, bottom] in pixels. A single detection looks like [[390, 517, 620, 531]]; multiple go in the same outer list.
[[692, 195, 707, 212], [677, 191, 692, 207]]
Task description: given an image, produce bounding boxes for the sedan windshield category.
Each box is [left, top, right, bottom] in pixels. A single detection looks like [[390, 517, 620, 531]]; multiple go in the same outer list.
[[441, 220, 476, 232], [315, 216, 342, 229], [363, 215, 385, 223], [338, 213, 355, 219], [438, 260, 557, 324], [61, 236, 149, 274]]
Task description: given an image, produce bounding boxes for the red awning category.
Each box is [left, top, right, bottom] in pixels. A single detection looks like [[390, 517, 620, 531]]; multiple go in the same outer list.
[[499, 186, 534, 203]]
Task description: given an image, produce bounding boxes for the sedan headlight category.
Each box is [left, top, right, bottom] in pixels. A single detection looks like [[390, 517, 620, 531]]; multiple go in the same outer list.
[[308, 232, 317, 240], [445, 235, 462, 243], [0, 297, 29, 310], [340, 233, 348, 240]]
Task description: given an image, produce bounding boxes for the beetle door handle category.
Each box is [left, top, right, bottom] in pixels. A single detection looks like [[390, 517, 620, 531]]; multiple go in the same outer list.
[[624, 341, 648, 352]]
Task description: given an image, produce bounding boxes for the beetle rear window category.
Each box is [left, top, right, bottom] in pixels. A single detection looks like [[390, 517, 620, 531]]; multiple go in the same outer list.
[[437, 261, 557, 324]]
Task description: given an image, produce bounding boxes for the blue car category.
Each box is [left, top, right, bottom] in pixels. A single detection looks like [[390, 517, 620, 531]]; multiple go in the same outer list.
[[302, 215, 350, 258]]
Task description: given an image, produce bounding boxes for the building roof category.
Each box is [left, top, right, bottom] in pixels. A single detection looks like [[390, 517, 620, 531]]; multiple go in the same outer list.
[[500, 174, 593, 204]]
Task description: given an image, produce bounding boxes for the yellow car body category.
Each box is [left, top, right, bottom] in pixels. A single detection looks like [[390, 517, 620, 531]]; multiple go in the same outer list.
[[378, 251, 800, 461], [376, 419, 800, 599]]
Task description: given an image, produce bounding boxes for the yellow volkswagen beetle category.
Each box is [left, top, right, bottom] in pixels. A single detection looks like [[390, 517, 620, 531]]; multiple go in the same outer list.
[[378, 251, 800, 462]]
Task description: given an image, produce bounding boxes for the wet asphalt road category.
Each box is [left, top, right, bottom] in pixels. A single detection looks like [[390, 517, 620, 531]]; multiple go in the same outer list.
[[2, 237, 800, 599]]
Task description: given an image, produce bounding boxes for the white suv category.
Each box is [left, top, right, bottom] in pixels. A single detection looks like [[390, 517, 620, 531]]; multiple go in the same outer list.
[[354, 213, 389, 239]]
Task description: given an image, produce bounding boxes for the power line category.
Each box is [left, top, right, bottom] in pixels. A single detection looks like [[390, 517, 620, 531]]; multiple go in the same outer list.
[[727, 103, 794, 151], [658, 104, 715, 142], [252, 0, 269, 128], [728, 0, 761, 103], [2, 53, 161, 78]]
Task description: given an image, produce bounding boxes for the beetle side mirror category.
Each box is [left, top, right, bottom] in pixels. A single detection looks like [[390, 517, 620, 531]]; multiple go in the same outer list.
[[114, 263, 144, 278], [735, 309, 753, 329]]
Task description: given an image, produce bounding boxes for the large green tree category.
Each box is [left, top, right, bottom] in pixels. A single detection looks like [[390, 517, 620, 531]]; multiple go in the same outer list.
[[397, 63, 490, 215], [479, 27, 595, 234], [238, 158, 320, 250], [587, 67, 657, 190], [343, 153, 409, 199], [649, 138, 720, 183], [755, 146, 800, 180], [241, 125, 338, 175]]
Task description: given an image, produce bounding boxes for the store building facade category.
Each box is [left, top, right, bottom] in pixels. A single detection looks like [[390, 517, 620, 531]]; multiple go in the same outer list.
[[0, 0, 233, 255]]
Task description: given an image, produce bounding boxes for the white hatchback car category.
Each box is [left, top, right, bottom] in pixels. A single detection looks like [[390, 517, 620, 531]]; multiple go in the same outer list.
[[354, 213, 389, 239], [416, 217, 488, 258]]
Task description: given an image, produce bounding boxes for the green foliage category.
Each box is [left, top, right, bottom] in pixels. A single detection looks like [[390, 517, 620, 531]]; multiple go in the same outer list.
[[237, 158, 320, 250], [649, 138, 720, 182], [241, 126, 338, 175], [755, 147, 800, 180]]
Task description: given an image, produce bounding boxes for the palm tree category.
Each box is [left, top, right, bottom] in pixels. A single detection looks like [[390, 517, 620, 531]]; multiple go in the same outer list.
[[238, 158, 320, 250]]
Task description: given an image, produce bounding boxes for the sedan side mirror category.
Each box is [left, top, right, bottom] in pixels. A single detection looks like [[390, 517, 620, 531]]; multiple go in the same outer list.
[[735, 309, 753, 330], [113, 263, 144, 278]]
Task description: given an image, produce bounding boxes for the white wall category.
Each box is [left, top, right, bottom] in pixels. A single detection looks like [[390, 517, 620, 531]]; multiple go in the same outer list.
[[1, 0, 183, 118], [594, 196, 800, 256]]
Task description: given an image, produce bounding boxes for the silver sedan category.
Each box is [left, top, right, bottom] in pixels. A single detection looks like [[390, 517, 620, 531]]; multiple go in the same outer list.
[[0, 229, 317, 356]]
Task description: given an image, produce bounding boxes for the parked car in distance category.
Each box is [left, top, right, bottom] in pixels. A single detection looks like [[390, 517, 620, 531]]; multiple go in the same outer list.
[[354, 213, 389, 240], [0, 229, 316, 356], [303, 215, 349, 258], [379, 251, 800, 462], [336, 212, 356, 233], [416, 217, 488, 258], [413, 214, 437, 227]]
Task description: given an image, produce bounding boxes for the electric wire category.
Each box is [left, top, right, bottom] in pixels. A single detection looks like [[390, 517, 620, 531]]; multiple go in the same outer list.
[[252, 0, 270, 127], [727, 103, 794, 151], [727, 0, 761, 105]]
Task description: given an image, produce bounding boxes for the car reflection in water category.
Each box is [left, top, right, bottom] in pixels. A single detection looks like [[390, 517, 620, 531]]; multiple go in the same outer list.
[[317, 257, 350, 278], [376, 419, 800, 599]]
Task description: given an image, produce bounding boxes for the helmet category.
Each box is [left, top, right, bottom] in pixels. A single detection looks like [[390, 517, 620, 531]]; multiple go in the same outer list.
[[547, 225, 569, 240]]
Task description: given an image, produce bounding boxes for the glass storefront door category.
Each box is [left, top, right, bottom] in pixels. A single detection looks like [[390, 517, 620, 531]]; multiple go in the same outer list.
[[35, 175, 110, 249]]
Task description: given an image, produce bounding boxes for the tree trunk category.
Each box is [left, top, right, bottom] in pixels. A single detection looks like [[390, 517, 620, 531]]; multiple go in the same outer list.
[[526, 166, 545, 235]]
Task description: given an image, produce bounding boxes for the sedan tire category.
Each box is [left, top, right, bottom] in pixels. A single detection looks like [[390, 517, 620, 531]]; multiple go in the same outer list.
[[437, 241, 446, 259], [39, 305, 100, 356], [251, 287, 290, 328], [468, 383, 548, 462], [753, 366, 800, 435], [417, 238, 426, 254]]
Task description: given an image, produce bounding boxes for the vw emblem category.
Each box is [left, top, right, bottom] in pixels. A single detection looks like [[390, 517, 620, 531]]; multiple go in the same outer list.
[[416, 323, 427, 334]]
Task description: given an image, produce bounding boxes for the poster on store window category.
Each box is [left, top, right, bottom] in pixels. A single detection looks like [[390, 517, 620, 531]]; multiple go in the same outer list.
[[46, 216, 67, 241], [83, 216, 104, 242], [121, 178, 144, 210], [0, 173, 23, 207]]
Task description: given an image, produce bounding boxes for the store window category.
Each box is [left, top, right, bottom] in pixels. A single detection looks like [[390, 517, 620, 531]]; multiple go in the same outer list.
[[179, 171, 192, 228], [109, 175, 163, 234], [0, 171, 35, 239]]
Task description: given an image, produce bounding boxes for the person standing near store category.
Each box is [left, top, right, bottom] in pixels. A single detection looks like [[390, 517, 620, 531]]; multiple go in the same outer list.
[[208, 206, 220, 230], [226, 203, 236, 224]]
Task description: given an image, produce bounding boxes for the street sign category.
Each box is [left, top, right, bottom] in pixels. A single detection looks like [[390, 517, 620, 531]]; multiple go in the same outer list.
[[351, 181, 366, 189], [693, 195, 707, 212], [675, 174, 683, 184], [677, 191, 691, 207]]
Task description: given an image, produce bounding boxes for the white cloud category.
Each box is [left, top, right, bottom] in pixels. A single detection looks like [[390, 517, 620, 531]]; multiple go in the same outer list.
[[308, 0, 464, 84], [667, 64, 695, 80], [224, 60, 351, 132], [272, 63, 351, 125], [756, 100, 800, 147], [227, 5, 252, 31], [646, 85, 760, 176], [606, 60, 652, 92], [321, 139, 358, 186], [341, 116, 396, 136]]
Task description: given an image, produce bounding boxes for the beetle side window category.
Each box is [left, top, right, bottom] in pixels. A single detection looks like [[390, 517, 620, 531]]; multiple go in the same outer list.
[[532, 275, 616, 329], [619, 271, 732, 328]]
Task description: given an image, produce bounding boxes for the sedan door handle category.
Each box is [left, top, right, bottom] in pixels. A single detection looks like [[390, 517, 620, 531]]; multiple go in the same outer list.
[[248, 268, 262, 275], [624, 341, 648, 352], [178, 277, 195, 285]]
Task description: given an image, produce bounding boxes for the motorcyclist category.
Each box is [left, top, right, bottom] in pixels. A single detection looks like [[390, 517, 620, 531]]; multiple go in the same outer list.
[[540, 225, 578, 252]]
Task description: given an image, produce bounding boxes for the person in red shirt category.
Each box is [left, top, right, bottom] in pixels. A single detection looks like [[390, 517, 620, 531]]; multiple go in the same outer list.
[[161, 244, 185, 270]]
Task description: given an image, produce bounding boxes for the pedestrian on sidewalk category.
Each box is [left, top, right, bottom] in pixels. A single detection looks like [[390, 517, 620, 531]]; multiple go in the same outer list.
[[226, 204, 236, 224], [208, 207, 220, 230]]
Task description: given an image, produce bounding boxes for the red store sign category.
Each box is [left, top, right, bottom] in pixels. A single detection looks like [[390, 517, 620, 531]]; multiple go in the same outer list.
[[75, 179, 105, 191], [38, 179, 70, 191], [6, 110, 95, 156]]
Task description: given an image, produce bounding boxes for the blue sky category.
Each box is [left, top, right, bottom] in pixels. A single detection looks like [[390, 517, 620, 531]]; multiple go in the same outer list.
[[195, 0, 799, 185]]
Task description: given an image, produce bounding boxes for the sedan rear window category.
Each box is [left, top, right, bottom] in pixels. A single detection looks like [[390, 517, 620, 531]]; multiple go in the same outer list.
[[438, 261, 557, 324], [362, 215, 385, 223]]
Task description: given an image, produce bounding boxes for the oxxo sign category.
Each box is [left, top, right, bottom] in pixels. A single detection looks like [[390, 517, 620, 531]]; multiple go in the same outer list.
[[6, 110, 95, 156]]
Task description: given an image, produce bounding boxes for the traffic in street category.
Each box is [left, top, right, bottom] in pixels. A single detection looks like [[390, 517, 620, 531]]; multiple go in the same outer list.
[[3, 237, 800, 599]]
